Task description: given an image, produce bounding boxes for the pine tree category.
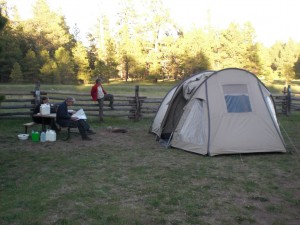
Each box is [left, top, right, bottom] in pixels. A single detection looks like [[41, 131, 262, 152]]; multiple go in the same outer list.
[[22, 49, 40, 82], [72, 42, 90, 83], [10, 62, 23, 83], [40, 49, 58, 83], [54, 47, 75, 84]]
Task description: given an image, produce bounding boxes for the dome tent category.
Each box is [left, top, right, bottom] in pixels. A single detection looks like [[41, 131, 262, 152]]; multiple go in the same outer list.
[[150, 68, 286, 156]]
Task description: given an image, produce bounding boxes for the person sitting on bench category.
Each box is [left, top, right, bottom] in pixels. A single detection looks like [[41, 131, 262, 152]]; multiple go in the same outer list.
[[56, 97, 95, 141], [32, 96, 58, 131], [90, 78, 114, 122]]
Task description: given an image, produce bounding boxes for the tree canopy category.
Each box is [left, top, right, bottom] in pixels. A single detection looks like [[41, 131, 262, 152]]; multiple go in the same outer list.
[[1, 0, 300, 84]]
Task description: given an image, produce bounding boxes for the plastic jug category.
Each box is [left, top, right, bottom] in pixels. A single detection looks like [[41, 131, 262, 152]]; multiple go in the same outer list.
[[31, 131, 40, 142], [40, 131, 46, 142], [46, 129, 56, 142], [40, 104, 50, 115]]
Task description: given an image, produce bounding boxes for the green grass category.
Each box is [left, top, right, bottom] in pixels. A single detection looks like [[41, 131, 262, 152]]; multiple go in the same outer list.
[[1, 78, 298, 96], [0, 111, 299, 224], [0, 81, 178, 98]]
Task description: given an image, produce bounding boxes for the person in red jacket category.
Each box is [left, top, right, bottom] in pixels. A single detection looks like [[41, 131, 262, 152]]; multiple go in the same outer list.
[[91, 78, 114, 122]]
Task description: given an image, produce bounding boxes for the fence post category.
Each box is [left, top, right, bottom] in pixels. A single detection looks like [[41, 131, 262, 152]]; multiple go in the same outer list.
[[287, 84, 291, 115], [34, 81, 41, 107], [282, 86, 287, 115], [134, 85, 141, 120]]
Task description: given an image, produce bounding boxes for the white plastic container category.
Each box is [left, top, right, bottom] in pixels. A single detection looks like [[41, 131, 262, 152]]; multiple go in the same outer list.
[[46, 129, 56, 142], [40, 131, 46, 142], [18, 134, 29, 140], [40, 104, 50, 115]]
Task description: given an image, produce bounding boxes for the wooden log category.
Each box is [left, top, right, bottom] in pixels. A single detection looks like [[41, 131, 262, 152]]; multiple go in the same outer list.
[[1, 99, 35, 102], [0, 105, 35, 109], [0, 112, 31, 116]]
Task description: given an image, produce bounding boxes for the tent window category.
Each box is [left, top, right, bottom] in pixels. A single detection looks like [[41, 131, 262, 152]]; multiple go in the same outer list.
[[223, 84, 252, 113]]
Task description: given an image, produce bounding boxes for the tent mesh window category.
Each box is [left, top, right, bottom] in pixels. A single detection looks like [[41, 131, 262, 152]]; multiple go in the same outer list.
[[223, 84, 252, 113]]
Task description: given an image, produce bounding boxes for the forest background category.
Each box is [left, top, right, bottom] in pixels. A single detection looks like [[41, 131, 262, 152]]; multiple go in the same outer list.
[[1, 0, 300, 85]]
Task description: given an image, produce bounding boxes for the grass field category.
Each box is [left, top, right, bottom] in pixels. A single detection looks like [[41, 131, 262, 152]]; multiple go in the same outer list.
[[0, 80, 178, 98], [0, 116, 299, 224], [0, 82, 299, 224], [0, 79, 299, 96]]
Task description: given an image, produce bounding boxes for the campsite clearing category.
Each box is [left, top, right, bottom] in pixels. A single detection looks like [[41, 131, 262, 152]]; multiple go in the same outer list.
[[0, 114, 299, 225]]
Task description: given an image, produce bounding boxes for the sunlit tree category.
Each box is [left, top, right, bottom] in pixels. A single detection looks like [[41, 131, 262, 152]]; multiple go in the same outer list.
[[269, 40, 300, 84], [25, 0, 73, 54], [54, 47, 75, 84], [72, 42, 90, 83], [94, 15, 119, 81], [256, 43, 273, 80], [176, 28, 210, 77], [40, 49, 58, 83], [115, 0, 138, 81]]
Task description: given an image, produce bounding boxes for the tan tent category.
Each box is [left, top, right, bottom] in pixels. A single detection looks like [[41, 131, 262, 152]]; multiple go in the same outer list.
[[150, 68, 286, 156]]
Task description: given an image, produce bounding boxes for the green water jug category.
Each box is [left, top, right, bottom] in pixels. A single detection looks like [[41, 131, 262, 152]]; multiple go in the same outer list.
[[31, 131, 40, 142]]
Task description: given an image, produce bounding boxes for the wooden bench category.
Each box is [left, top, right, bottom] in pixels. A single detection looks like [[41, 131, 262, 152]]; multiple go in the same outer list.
[[57, 125, 78, 141], [23, 122, 37, 134]]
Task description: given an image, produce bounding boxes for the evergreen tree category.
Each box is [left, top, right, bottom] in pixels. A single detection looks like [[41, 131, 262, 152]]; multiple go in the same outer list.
[[256, 43, 273, 81], [22, 49, 40, 82], [87, 33, 98, 72], [270, 40, 300, 83], [103, 38, 119, 81], [241, 22, 262, 74], [10, 62, 23, 83], [115, 0, 137, 81], [0, 17, 23, 82], [138, 0, 176, 80], [93, 15, 119, 81], [39, 49, 58, 83], [72, 42, 90, 83], [40, 59, 58, 84], [176, 29, 210, 77], [25, 0, 73, 55], [54, 47, 75, 84], [214, 22, 260, 72], [293, 57, 300, 79]]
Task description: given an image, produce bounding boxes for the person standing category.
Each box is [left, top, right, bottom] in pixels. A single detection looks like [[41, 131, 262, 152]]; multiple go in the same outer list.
[[56, 97, 95, 141], [91, 78, 114, 122]]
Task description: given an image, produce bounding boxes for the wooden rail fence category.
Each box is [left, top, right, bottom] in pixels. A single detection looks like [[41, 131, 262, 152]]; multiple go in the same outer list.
[[273, 85, 300, 115], [0, 84, 299, 120], [0, 85, 163, 120]]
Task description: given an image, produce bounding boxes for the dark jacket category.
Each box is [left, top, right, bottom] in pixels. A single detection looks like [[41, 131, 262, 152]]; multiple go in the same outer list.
[[56, 101, 72, 127], [32, 103, 43, 124]]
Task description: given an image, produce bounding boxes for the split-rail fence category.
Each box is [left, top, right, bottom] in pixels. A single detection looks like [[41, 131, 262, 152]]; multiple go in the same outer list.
[[0, 84, 299, 120]]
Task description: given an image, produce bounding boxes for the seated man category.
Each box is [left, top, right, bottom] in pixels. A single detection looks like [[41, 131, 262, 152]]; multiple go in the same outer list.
[[56, 97, 95, 141], [32, 96, 58, 131]]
